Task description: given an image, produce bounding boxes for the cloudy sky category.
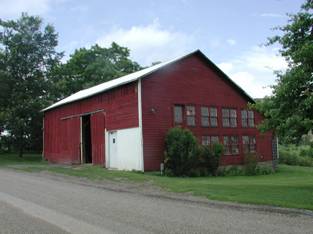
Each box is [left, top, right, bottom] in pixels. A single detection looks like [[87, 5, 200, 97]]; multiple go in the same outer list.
[[0, 0, 303, 98]]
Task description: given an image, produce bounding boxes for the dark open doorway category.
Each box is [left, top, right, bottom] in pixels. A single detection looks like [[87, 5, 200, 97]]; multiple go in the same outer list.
[[82, 115, 92, 164]]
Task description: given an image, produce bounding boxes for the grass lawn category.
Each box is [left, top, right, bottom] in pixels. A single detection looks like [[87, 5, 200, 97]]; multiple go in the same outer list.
[[1, 153, 313, 210]]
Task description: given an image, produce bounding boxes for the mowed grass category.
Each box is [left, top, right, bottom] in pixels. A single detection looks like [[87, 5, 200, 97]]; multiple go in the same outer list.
[[1, 153, 313, 210]]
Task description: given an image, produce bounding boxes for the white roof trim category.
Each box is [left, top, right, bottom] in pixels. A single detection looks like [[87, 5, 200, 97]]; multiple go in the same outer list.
[[42, 50, 199, 112]]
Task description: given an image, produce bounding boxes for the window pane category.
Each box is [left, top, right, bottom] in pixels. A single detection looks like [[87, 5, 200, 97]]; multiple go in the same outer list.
[[231, 145, 239, 154], [223, 136, 231, 155], [231, 136, 239, 154], [231, 136, 238, 144], [230, 117, 237, 127], [211, 136, 219, 144], [248, 111, 254, 127], [187, 116, 195, 126], [248, 110, 254, 118], [242, 136, 249, 144], [241, 110, 247, 118], [210, 107, 217, 117], [202, 136, 209, 145], [242, 118, 247, 127], [174, 106, 183, 124], [230, 109, 237, 117], [222, 108, 229, 117], [186, 106, 195, 115], [248, 119, 254, 127], [223, 118, 230, 127], [250, 136, 256, 152], [186, 105, 195, 126], [201, 117, 209, 127], [224, 136, 229, 144], [201, 107, 209, 116], [210, 117, 218, 127], [201, 107, 209, 127]]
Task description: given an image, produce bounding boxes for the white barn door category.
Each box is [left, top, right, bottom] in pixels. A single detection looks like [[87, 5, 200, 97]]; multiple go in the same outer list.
[[107, 128, 143, 171], [108, 131, 118, 168]]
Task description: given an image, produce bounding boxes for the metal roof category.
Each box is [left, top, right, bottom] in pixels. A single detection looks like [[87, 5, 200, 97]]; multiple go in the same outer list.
[[42, 50, 254, 112]]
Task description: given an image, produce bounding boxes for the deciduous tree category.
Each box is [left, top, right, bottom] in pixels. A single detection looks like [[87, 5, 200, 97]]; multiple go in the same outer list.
[[254, 0, 313, 144], [0, 13, 62, 156]]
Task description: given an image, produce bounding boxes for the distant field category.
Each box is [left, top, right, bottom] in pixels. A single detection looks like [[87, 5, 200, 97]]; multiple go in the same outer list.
[[1, 153, 313, 210]]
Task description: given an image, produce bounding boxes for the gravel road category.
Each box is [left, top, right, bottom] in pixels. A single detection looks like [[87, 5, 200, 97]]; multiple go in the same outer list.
[[0, 169, 312, 234]]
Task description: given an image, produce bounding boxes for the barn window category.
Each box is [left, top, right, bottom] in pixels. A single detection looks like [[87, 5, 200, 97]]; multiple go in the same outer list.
[[241, 110, 248, 127], [242, 110, 254, 127], [222, 109, 230, 127], [210, 107, 218, 127], [186, 105, 195, 126], [202, 136, 219, 146], [248, 111, 255, 127], [201, 107, 218, 127], [202, 136, 210, 145], [222, 108, 237, 127], [201, 107, 209, 127], [223, 136, 239, 155], [231, 136, 239, 154], [223, 136, 231, 155], [242, 136, 256, 153], [174, 105, 183, 125]]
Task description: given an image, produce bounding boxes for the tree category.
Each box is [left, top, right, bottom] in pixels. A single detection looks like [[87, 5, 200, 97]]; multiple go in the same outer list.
[[254, 0, 313, 144], [52, 42, 142, 99], [0, 13, 62, 156]]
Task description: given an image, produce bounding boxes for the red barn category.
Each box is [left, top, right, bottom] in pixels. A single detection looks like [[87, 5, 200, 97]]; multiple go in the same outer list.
[[43, 50, 277, 171]]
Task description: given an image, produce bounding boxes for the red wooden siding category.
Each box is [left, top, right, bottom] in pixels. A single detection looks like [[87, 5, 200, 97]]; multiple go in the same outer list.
[[141, 54, 273, 171], [44, 82, 139, 165]]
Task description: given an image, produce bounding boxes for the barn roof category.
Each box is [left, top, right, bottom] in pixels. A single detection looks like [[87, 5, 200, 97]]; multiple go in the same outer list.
[[42, 50, 254, 112]]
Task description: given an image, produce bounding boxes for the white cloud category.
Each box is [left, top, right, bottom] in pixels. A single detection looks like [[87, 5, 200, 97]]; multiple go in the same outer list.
[[96, 19, 194, 65], [226, 39, 236, 46], [231, 71, 272, 98], [0, 0, 53, 18], [243, 46, 287, 71], [260, 13, 285, 18], [218, 46, 287, 98], [218, 62, 233, 73]]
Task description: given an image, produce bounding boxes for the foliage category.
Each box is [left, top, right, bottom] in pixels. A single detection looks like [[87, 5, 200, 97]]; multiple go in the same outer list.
[[255, 165, 274, 175], [217, 166, 244, 176], [164, 127, 198, 176], [243, 153, 258, 175], [0, 13, 62, 156], [199, 144, 223, 176], [164, 127, 223, 177], [218, 164, 273, 176], [279, 144, 313, 166], [0, 14, 142, 154], [51, 43, 142, 99], [253, 0, 313, 144]]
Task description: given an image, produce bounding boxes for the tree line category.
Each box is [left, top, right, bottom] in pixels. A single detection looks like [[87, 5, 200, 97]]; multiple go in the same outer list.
[[0, 13, 142, 156], [0, 0, 312, 156]]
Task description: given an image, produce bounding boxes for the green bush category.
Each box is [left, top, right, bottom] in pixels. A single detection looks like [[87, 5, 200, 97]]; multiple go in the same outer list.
[[164, 128, 223, 177], [244, 153, 258, 175], [279, 144, 313, 167], [255, 165, 273, 175], [217, 166, 244, 176], [199, 144, 223, 176], [164, 127, 198, 176], [218, 164, 273, 176]]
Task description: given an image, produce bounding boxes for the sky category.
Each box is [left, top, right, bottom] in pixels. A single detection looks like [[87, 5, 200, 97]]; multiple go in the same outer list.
[[0, 0, 304, 98]]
